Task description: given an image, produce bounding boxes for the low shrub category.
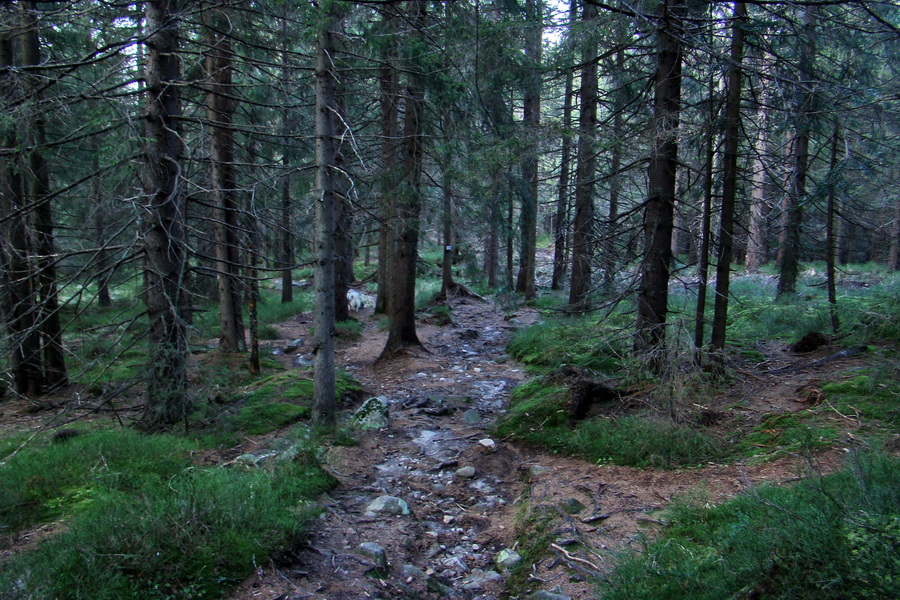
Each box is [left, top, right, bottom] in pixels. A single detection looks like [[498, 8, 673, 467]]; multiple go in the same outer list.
[[598, 452, 900, 600]]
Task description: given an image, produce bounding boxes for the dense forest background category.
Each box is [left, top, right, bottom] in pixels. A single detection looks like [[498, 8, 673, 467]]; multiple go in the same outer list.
[[1, 0, 898, 423]]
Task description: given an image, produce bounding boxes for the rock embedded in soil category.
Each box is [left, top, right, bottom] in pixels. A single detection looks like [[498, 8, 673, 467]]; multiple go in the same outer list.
[[478, 438, 497, 452], [495, 548, 522, 570], [561, 497, 587, 514], [352, 396, 390, 430], [455, 466, 477, 478], [356, 542, 388, 570], [527, 464, 551, 478], [462, 409, 483, 425], [365, 495, 411, 516]]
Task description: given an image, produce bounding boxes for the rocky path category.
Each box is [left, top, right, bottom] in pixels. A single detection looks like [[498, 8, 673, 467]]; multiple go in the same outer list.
[[228, 297, 850, 600], [228, 297, 538, 599]]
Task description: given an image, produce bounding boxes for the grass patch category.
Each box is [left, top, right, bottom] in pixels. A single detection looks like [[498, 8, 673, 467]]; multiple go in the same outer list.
[[1, 457, 334, 600], [823, 371, 900, 432], [598, 452, 900, 600], [0, 428, 193, 533], [335, 319, 363, 341], [507, 316, 625, 375], [738, 412, 839, 460], [495, 379, 724, 469]]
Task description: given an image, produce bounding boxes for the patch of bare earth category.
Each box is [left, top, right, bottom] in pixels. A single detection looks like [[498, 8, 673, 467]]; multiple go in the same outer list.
[[225, 297, 863, 600]]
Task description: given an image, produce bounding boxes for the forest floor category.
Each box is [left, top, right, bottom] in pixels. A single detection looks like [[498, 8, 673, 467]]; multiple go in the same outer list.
[[219, 294, 865, 600]]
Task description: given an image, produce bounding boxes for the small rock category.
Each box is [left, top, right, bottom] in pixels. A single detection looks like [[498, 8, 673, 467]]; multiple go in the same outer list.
[[560, 498, 587, 515], [527, 464, 550, 478], [495, 548, 522, 570], [293, 353, 314, 367], [478, 438, 496, 452], [366, 495, 411, 516], [456, 466, 476, 478], [401, 564, 425, 581], [426, 575, 452, 596], [283, 338, 304, 353], [462, 409, 482, 425], [443, 514, 454, 524], [352, 397, 390, 430], [357, 542, 388, 570]]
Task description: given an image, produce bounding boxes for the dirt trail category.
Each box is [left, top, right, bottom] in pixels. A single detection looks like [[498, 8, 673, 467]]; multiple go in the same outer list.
[[228, 298, 850, 600]]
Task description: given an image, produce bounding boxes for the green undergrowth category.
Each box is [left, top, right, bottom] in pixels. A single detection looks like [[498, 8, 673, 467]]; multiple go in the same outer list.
[[738, 412, 840, 460], [822, 371, 900, 433], [495, 379, 725, 469], [724, 269, 900, 346], [598, 452, 900, 600], [506, 502, 558, 595], [0, 427, 336, 600], [507, 314, 627, 375], [195, 369, 362, 445]]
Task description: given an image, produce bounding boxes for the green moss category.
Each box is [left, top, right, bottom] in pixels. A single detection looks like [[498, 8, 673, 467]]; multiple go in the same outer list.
[[232, 403, 310, 435], [738, 413, 839, 459], [823, 373, 900, 429]]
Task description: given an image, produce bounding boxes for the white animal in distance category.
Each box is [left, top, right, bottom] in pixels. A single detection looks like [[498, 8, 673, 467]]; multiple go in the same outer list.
[[347, 289, 363, 311]]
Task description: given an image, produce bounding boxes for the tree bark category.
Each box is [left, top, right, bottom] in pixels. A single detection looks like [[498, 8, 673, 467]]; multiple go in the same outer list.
[[0, 6, 43, 397], [603, 47, 626, 294], [376, 8, 400, 316], [22, 1, 67, 388], [746, 60, 771, 273], [313, 5, 341, 428], [141, 0, 190, 430], [334, 90, 354, 323], [552, 0, 578, 291], [441, 114, 456, 295], [777, 6, 817, 298], [710, 1, 747, 353], [636, 0, 685, 356], [381, 0, 425, 357], [205, 3, 245, 352], [515, 0, 541, 300], [826, 123, 840, 334], [569, 0, 598, 311]]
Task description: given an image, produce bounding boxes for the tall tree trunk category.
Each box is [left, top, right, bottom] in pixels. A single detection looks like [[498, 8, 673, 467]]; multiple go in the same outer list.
[[141, 0, 189, 430], [603, 47, 626, 294], [376, 7, 399, 315], [312, 5, 341, 428], [279, 156, 293, 303], [826, 123, 841, 334], [777, 6, 817, 298], [551, 0, 578, 291], [441, 114, 456, 295], [569, 0, 598, 311], [92, 151, 112, 307], [636, 0, 685, 356], [694, 108, 715, 351], [334, 90, 354, 323], [22, 1, 66, 388], [515, 0, 541, 300], [746, 60, 771, 273], [710, 2, 747, 353], [1, 7, 43, 397], [205, 3, 245, 352], [485, 185, 500, 287], [891, 194, 900, 271], [381, 0, 425, 357]]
